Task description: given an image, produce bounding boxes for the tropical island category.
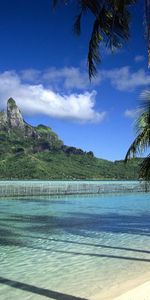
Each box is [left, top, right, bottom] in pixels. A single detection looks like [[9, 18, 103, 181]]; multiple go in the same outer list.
[[0, 98, 142, 180], [0, 1, 150, 300]]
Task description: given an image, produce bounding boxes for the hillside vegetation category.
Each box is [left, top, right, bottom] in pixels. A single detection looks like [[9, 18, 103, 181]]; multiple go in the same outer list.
[[0, 98, 142, 180]]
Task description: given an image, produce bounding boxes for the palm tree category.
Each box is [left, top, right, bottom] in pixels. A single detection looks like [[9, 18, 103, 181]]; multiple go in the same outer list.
[[125, 90, 150, 181], [53, 1, 150, 181], [53, 0, 150, 79]]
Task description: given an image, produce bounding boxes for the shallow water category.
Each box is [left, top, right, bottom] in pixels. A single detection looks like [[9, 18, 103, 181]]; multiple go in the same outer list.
[[0, 192, 150, 300]]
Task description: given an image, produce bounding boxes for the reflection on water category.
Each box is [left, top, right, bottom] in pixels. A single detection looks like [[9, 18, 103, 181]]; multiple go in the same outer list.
[[0, 193, 150, 300]]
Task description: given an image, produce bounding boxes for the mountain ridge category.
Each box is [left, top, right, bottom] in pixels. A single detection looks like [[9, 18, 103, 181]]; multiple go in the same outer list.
[[0, 98, 142, 180]]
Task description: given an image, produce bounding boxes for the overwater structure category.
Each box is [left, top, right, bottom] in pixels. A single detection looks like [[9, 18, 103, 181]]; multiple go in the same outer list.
[[0, 180, 149, 197]]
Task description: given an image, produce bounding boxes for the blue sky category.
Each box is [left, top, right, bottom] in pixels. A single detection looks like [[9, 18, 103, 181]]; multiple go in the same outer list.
[[0, 0, 149, 160]]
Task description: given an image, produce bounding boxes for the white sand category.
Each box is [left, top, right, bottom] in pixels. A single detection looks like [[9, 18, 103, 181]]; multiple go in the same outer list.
[[91, 277, 150, 300], [113, 281, 150, 300]]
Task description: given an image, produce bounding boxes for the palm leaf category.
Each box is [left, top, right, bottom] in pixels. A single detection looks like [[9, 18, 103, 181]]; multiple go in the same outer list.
[[140, 153, 150, 180], [88, 18, 103, 78], [52, 0, 59, 9], [125, 95, 150, 161], [125, 89, 150, 181], [125, 126, 150, 161], [74, 12, 83, 35], [76, 0, 101, 17], [52, 0, 136, 78], [52, 0, 69, 9], [87, 3, 131, 78]]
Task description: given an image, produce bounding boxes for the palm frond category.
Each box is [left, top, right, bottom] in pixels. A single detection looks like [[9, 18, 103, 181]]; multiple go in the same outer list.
[[136, 90, 150, 133], [87, 1, 133, 79], [52, 0, 136, 78], [88, 18, 103, 78], [125, 89, 150, 181], [74, 12, 83, 35], [52, 0, 68, 9], [52, 0, 59, 9], [125, 127, 150, 162], [139, 153, 150, 180], [77, 0, 101, 17]]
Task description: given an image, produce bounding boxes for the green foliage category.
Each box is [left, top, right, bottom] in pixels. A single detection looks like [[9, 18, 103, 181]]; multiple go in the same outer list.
[[0, 98, 142, 180], [0, 117, 142, 180], [125, 90, 150, 181], [0, 149, 142, 180], [36, 124, 52, 133]]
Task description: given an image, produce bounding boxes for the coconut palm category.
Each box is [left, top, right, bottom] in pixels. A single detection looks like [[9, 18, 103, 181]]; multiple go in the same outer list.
[[53, 1, 150, 180], [125, 90, 150, 180], [53, 0, 150, 78]]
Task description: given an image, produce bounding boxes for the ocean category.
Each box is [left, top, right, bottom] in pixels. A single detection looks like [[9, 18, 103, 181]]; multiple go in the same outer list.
[[0, 189, 150, 299]]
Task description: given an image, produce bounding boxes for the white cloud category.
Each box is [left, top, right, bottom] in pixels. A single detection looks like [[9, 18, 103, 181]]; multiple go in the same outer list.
[[0, 71, 106, 123], [20, 66, 150, 92], [124, 108, 138, 118], [20, 69, 41, 82], [102, 67, 150, 91], [42, 67, 90, 89], [20, 67, 94, 90], [2, 65, 148, 124], [134, 55, 145, 63]]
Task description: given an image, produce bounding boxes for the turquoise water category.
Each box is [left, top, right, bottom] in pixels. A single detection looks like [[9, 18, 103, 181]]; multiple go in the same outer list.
[[0, 193, 150, 300]]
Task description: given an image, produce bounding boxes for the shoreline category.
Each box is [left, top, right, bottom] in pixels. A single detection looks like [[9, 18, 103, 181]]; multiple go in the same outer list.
[[91, 273, 150, 300], [113, 281, 150, 300]]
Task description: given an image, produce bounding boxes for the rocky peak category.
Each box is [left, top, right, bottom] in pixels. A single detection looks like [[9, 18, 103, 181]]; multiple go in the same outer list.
[[7, 98, 24, 129], [0, 98, 63, 150]]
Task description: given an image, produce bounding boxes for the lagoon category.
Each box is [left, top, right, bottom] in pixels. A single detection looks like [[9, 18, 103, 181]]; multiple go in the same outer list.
[[0, 189, 150, 299]]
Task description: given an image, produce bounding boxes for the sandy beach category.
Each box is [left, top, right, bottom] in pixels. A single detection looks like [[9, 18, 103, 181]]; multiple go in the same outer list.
[[113, 281, 150, 300], [91, 275, 150, 300]]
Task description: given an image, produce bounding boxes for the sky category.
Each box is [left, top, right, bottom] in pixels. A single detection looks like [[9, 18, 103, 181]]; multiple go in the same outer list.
[[0, 0, 149, 161]]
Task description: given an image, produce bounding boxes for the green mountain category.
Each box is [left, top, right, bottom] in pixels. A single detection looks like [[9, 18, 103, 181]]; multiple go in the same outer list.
[[0, 98, 142, 180]]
